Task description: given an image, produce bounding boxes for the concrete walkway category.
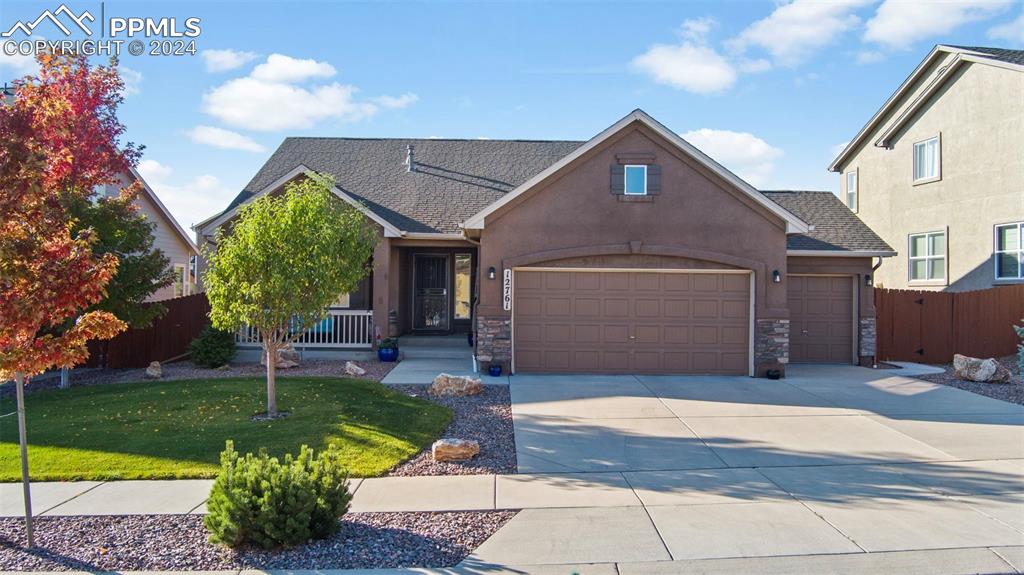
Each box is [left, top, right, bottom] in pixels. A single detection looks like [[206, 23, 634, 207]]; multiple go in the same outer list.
[[381, 335, 509, 385]]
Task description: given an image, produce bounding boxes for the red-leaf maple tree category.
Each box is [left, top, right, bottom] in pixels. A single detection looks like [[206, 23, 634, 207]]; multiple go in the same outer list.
[[1, 52, 139, 382]]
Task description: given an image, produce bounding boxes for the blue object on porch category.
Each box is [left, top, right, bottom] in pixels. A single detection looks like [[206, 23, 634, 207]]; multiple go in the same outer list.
[[378, 347, 399, 362], [488, 364, 502, 377]]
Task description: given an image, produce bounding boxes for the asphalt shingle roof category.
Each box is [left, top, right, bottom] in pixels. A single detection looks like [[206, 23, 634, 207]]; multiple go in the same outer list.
[[947, 45, 1024, 66], [762, 191, 894, 253], [220, 139, 890, 253], [235, 138, 584, 233]]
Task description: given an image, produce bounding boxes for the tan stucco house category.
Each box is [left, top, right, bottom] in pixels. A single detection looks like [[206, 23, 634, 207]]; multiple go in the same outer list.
[[196, 110, 894, 377], [830, 45, 1024, 292], [102, 168, 200, 301]]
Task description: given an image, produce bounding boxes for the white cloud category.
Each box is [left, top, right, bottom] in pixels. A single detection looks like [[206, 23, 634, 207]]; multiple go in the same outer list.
[[184, 125, 266, 153], [738, 58, 773, 73], [138, 159, 237, 230], [202, 49, 259, 72], [0, 46, 39, 76], [856, 50, 885, 64], [250, 54, 336, 83], [729, 0, 872, 66], [202, 53, 415, 131], [371, 93, 419, 109], [988, 11, 1024, 42], [632, 42, 737, 94], [679, 17, 717, 41], [681, 128, 784, 187], [831, 141, 851, 159], [865, 0, 1013, 49], [120, 66, 142, 96], [203, 77, 377, 131]]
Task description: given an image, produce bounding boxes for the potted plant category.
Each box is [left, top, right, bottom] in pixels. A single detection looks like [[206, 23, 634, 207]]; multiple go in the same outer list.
[[377, 337, 399, 362]]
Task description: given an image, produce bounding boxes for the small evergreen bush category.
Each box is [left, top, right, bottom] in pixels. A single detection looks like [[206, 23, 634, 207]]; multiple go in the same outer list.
[[204, 441, 352, 549], [190, 325, 236, 368]]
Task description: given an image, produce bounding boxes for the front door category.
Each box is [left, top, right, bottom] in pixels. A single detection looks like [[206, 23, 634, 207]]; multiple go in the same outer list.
[[413, 254, 450, 331]]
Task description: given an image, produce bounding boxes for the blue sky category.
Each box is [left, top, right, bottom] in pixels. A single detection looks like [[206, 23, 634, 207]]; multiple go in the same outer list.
[[2, 0, 1022, 232]]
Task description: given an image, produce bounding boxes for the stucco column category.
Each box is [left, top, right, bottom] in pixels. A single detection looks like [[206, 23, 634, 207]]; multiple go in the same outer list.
[[372, 237, 391, 343]]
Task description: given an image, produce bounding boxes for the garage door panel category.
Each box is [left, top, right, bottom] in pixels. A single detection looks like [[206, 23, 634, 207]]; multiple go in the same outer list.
[[789, 275, 854, 364], [514, 270, 750, 374]]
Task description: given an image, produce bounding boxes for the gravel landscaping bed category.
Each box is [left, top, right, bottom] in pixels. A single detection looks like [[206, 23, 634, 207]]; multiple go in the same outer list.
[[0, 511, 516, 571], [915, 355, 1024, 405], [388, 385, 516, 476], [1, 359, 395, 398]]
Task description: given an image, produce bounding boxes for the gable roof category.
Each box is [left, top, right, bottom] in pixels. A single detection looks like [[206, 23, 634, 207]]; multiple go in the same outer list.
[[828, 44, 1024, 172], [463, 109, 810, 234], [130, 167, 199, 254], [196, 137, 583, 235], [762, 191, 894, 255]]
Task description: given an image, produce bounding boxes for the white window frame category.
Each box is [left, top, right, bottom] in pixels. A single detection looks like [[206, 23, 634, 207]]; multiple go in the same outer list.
[[623, 164, 647, 196], [994, 221, 1024, 281], [908, 230, 947, 285], [173, 264, 189, 297], [912, 134, 941, 185], [845, 169, 858, 212]]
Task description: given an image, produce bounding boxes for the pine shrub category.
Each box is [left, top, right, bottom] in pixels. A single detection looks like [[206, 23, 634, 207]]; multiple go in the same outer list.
[[1015, 321, 1023, 374], [204, 441, 352, 549], [189, 325, 236, 368]]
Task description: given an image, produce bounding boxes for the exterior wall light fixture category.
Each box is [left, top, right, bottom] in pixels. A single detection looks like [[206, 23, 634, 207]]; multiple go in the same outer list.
[[488, 266, 496, 280], [772, 270, 782, 283]]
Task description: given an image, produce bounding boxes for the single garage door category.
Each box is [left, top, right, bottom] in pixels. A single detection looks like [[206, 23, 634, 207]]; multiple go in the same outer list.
[[513, 269, 751, 374], [788, 275, 854, 363]]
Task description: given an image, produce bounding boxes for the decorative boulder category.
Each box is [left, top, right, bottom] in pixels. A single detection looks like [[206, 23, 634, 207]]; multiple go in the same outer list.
[[432, 438, 480, 462], [953, 354, 1011, 383], [261, 345, 299, 369], [429, 373, 483, 397], [345, 361, 367, 377], [145, 361, 162, 379]]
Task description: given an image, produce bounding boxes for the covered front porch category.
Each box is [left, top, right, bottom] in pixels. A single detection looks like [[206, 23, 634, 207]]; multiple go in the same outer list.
[[232, 236, 480, 354]]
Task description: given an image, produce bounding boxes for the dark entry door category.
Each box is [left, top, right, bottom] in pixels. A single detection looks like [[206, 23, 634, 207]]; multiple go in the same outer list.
[[413, 254, 450, 331]]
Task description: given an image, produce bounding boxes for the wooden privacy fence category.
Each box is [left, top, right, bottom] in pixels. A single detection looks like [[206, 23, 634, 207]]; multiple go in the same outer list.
[[85, 293, 211, 368], [875, 285, 1024, 364]]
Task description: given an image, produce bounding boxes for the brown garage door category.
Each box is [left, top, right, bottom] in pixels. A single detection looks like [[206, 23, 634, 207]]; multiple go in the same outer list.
[[513, 269, 750, 374], [788, 275, 854, 363]]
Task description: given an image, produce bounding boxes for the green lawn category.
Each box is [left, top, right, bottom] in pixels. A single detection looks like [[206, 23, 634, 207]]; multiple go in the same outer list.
[[0, 377, 452, 481]]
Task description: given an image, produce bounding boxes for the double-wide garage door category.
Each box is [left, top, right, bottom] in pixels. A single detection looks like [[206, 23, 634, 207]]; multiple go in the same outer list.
[[513, 269, 751, 374]]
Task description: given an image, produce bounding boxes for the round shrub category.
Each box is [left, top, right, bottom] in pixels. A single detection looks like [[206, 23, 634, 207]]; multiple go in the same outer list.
[[190, 325, 236, 368], [204, 441, 352, 549]]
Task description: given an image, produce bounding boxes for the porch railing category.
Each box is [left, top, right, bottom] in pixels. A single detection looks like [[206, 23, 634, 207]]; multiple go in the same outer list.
[[235, 309, 374, 349]]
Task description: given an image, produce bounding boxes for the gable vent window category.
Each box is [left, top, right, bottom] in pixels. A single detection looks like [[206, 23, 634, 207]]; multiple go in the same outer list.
[[624, 165, 647, 195], [913, 135, 941, 183]]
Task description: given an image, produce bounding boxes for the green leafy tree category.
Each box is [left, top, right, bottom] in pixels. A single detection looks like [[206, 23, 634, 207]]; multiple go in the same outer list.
[[204, 175, 377, 416], [64, 190, 174, 367]]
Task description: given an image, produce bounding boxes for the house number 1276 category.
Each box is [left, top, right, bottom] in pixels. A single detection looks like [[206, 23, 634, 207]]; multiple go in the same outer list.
[[502, 269, 512, 311]]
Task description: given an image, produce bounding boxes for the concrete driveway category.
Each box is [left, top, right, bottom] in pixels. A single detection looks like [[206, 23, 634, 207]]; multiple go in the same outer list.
[[466, 364, 1024, 569]]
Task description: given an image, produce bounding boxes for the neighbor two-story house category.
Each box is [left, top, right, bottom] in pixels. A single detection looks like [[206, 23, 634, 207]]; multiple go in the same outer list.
[[100, 168, 200, 301], [196, 110, 894, 377], [830, 45, 1024, 292]]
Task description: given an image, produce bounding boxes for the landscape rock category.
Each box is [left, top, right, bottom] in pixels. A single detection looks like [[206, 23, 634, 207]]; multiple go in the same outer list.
[[144, 361, 161, 379], [432, 438, 480, 462], [429, 373, 483, 397], [261, 345, 300, 369], [953, 353, 1011, 383], [345, 361, 367, 377]]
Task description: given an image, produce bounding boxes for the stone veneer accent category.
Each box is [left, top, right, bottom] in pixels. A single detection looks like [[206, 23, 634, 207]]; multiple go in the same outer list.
[[859, 316, 877, 364], [755, 318, 789, 376], [475, 316, 511, 366]]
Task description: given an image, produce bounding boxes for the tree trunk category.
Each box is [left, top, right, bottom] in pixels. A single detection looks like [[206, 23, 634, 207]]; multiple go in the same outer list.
[[59, 367, 69, 390], [265, 343, 278, 416], [14, 372, 34, 548]]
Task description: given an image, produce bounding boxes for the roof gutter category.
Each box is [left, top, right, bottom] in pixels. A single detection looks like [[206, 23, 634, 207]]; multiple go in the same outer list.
[[787, 249, 897, 258]]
